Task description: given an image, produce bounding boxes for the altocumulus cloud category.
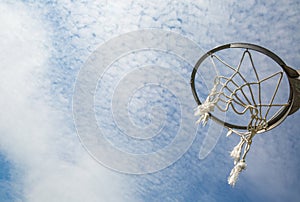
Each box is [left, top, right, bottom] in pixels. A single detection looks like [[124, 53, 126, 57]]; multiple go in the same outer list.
[[0, 2, 135, 202]]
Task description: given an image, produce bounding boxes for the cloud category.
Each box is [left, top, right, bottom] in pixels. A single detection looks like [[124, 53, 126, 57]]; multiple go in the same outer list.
[[0, 2, 134, 202], [1, 1, 299, 201]]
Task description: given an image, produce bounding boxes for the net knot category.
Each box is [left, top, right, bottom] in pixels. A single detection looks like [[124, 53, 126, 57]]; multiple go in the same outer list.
[[230, 138, 245, 165], [228, 160, 247, 186], [194, 99, 215, 126]]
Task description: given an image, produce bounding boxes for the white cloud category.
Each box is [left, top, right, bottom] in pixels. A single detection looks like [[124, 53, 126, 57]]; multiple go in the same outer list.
[[0, 2, 134, 202], [1, 0, 299, 201]]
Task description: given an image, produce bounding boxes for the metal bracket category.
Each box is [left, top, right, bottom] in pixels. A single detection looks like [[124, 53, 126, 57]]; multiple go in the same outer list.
[[288, 70, 300, 115]]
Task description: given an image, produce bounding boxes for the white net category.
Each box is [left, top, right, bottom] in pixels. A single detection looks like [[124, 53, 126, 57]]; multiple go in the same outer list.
[[195, 50, 289, 186]]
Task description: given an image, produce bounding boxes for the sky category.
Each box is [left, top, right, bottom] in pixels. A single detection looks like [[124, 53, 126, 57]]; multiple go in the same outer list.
[[0, 0, 299, 201]]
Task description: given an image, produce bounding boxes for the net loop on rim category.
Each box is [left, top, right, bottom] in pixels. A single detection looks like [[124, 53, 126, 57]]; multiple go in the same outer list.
[[194, 48, 289, 186]]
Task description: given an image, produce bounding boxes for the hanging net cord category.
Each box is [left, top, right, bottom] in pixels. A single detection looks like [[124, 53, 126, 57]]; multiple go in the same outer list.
[[194, 50, 289, 186]]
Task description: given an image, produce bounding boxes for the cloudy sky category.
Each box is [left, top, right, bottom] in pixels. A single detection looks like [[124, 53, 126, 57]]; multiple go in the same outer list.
[[0, 0, 299, 201]]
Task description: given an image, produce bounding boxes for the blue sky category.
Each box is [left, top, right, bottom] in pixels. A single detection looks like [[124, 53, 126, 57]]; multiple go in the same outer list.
[[0, 0, 300, 201]]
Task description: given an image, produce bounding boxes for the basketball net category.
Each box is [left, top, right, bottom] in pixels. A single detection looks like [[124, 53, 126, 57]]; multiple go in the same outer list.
[[195, 51, 287, 186]]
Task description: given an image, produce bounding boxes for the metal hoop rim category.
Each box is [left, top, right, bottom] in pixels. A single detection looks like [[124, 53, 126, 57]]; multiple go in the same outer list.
[[190, 42, 294, 131]]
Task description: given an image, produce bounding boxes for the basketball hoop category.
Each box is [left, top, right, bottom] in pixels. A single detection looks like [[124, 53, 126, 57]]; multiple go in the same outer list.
[[191, 43, 300, 186]]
